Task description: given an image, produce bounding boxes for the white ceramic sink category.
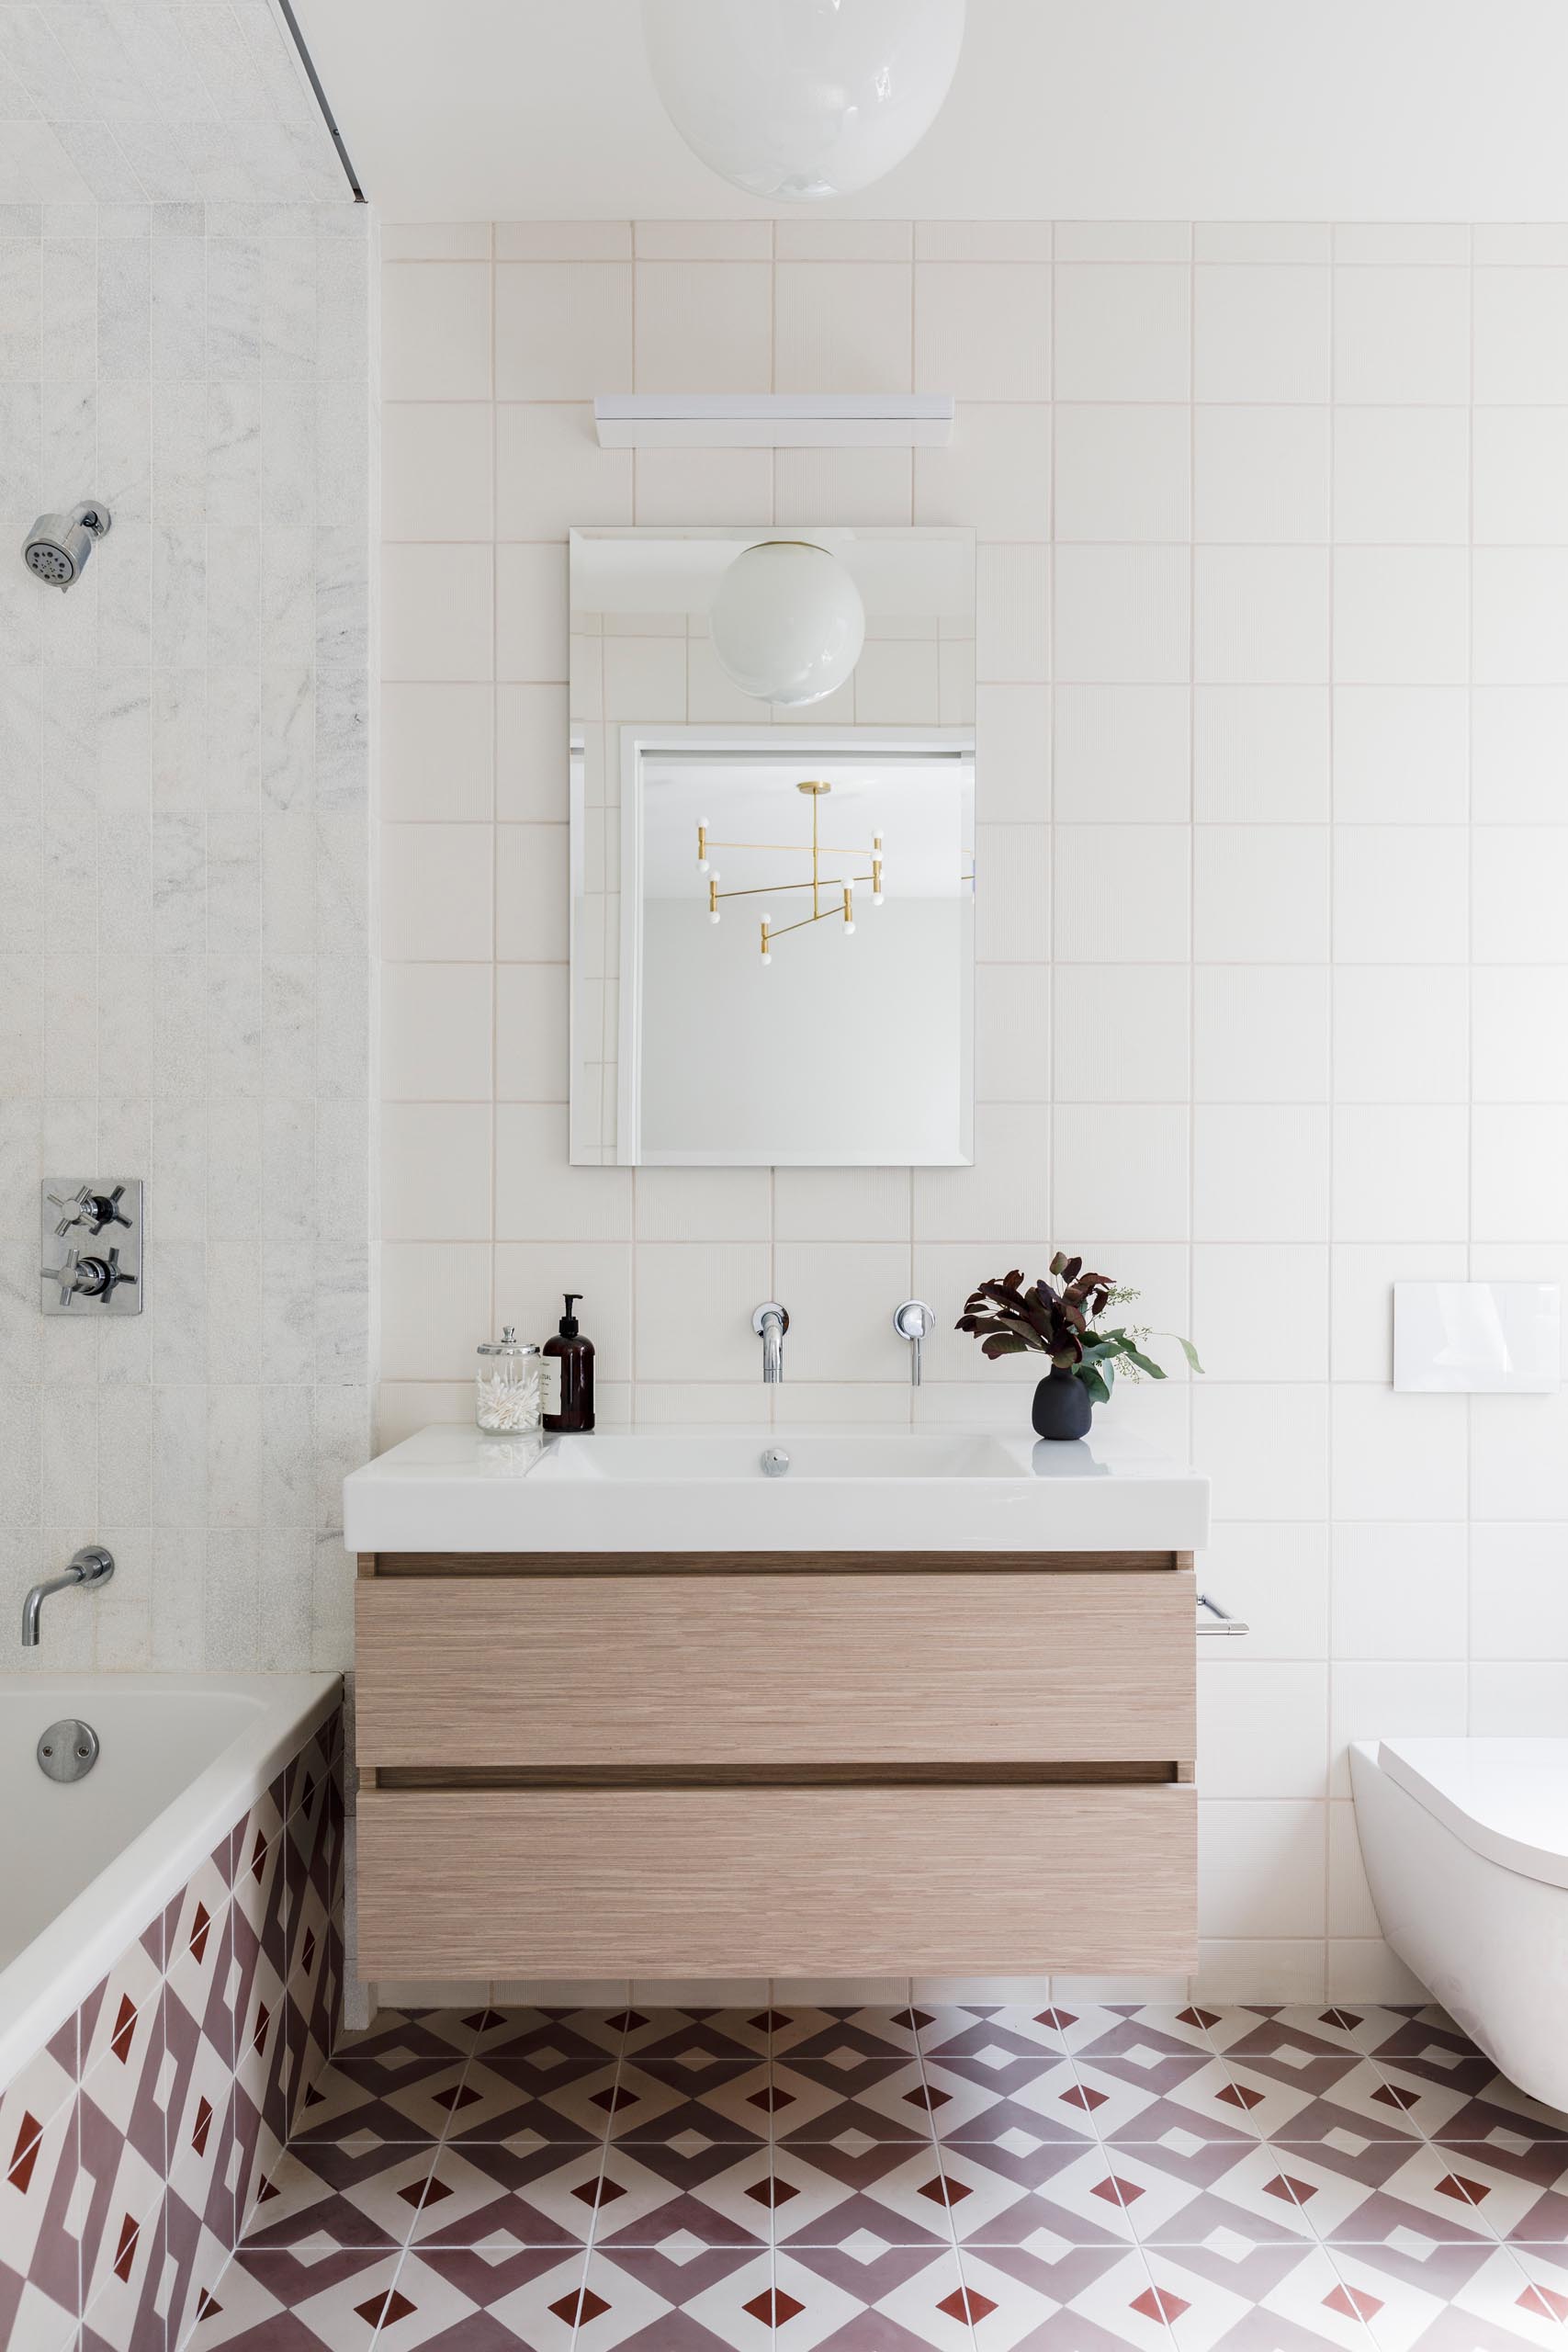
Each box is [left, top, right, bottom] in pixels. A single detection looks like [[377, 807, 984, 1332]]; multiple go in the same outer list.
[[344, 1424, 1210, 1555]]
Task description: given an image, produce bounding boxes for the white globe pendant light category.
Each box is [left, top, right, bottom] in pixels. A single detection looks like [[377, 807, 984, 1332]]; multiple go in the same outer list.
[[641, 0, 965, 202], [710, 541, 866, 707]]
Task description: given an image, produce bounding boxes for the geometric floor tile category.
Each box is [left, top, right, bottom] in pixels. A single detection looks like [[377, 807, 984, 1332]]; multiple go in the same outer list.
[[196, 2004, 1568, 2350]]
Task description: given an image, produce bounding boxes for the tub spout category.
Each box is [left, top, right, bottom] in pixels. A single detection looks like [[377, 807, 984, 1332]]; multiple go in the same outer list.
[[21, 1546, 114, 1647]]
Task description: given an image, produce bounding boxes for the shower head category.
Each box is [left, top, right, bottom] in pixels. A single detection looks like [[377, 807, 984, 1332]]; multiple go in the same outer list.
[[22, 502, 111, 592]]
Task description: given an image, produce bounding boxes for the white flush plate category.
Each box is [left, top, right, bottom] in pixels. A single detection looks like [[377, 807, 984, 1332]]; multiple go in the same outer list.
[[1393, 1280, 1561, 1393]]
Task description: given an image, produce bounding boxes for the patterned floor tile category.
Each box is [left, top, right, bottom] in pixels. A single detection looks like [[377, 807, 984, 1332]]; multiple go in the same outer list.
[[239, 2140, 442, 2250], [1272, 2141, 1505, 2247], [922, 2055, 1100, 2144], [935, 2142, 1158, 2249], [466, 2007, 628, 2064], [776, 2243, 979, 2349], [919, 2008, 1073, 2062], [767, 2143, 953, 2249], [773, 2007, 925, 2061], [182, 2246, 411, 2350], [1058, 2010, 1220, 2065], [1081, 2142, 1320, 2249], [1329, 2241, 1567, 2350], [577, 2246, 773, 2350], [373, 2245, 592, 2350], [773, 2061, 940, 2145], [330, 2010, 478, 2064], [289, 2059, 470, 2146], [1146, 2244, 1380, 2348], [609, 2061, 773, 2143], [592, 2140, 774, 2247], [956, 2244, 1179, 2349], [621, 2009, 775, 2064]]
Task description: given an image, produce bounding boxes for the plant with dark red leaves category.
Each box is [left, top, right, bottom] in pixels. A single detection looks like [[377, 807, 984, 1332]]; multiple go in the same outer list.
[[956, 1251, 1202, 1405]]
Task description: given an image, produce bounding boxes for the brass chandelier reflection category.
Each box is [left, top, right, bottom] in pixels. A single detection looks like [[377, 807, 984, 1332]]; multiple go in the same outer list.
[[696, 781, 884, 964]]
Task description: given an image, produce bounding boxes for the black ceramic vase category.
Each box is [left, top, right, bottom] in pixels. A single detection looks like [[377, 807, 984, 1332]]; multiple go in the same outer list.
[[1032, 1367, 1093, 1441]]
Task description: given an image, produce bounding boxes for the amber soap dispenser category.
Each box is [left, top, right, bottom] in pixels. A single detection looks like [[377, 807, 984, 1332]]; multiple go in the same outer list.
[[542, 1292, 594, 1432]]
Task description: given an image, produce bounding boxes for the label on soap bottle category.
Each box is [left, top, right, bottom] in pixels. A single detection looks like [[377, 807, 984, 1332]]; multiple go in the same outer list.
[[539, 1356, 560, 1417]]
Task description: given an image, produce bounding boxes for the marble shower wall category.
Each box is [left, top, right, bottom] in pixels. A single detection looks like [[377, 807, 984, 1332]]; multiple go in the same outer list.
[[0, 3, 373, 1670]]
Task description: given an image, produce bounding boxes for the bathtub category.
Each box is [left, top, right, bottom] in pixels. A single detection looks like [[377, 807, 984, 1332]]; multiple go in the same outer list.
[[0, 1672, 344, 2352]]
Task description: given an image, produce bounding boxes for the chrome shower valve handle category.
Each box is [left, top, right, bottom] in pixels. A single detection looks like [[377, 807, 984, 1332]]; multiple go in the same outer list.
[[42, 1245, 137, 1309], [893, 1298, 935, 1386], [47, 1182, 130, 1238]]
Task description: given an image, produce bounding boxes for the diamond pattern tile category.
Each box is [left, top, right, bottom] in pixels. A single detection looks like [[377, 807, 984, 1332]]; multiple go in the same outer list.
[[167, 2004, 1568, 2352]]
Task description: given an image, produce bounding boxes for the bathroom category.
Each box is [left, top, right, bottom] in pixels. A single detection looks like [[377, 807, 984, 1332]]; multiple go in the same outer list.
[[5, 1, 1568, 2345]]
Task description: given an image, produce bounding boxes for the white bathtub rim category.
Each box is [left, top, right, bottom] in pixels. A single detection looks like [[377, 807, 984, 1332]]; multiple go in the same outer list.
[[0, 1671, 341, 2095]]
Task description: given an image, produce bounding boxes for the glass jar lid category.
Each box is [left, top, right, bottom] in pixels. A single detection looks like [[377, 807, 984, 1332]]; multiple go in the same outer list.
[[477, 1324, 539, 1357]]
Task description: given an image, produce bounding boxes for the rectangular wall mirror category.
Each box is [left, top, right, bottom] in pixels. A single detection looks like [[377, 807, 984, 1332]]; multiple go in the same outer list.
[[569, 526, 976, 1168]]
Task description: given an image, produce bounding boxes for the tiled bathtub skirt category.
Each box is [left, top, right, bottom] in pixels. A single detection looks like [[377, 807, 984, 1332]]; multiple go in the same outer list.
[[0, 1707, 344, 2352], [188, 1996, 1568, 2350]]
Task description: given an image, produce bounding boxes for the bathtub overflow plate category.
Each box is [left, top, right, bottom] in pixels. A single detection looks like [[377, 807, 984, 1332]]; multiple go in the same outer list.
[[38, 1718, 99, 1782]]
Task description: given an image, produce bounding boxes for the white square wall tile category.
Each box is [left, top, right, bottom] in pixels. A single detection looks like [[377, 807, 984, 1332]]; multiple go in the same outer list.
[[1054, 264, 1190, 401], [1193, 407, 1329, 543], [381, 1241, 493, 1381], [1470, 1522, 1568, 1658], [1053, 825, 1190, 962], [1472, 687, 1568, 820], [1191, 1243, 1329, 1380], [634, 1167, 771, 1241], [1330, 1242, 1468, 1383], [1332, 967, 1469, 1102], [497, 685, 569, 822], [381, 964, 493, 1101], [1193, 967, 1329, 1102], [1053, 684, 1189, 823], [911, 1102, 1051, 1239], [494, 1240, 633, 1383], [381, 404, 493, 542], [1194, 267, 1330, 402], [495, 405, 633, 538], [976, 544, 1050, 682], [381, 1102, 492, 1240], [1472, 967, 1568, 1101], [1473, 266, 1568, 401], [381, 544, 491, 683], [1052, 965, 1190, 1102], [1472, 1390, 1568, 1519], [1052, 1103, 1190, 1240], [976, 684, 1051, 822], [1332, 548, 1470, 685], [974, 966, 1051, 1103], [1332, 408, 1470, 545], [633, 1239, 773, 1381], [1473, 1105, 1568, 1240], [1332, 687, 1468, 825], [1333, 1522, 1469, 1660], [381, 824, 492, 960], [914, 403, 1050, 539], [1473, 549, 1568, 684], [1054, 405, 1190, 542], [773, 1167, 913, 1242], [1192, 1385, 1329, 1520], [1193, 1105, 1329, 1242], [634, 261, 771, 392], [776, 261, 914, 393], [1195, 548, 1329, 684], [1198, 1662, 1328, 1798], [1473, 408, 1568, 542], [914, 261, 1050, 400], [1332, 1106, 1470, 1242], [496, 1103, 632, 1240], [1193, 687, 1330, 822], [1332, 267, 1471, 403], [497, 824, 569, 961], [1192, 825, 1328, 963], [381, 262, 491, 400], [1333, 827, 1468, 965], [974, 820, 1050, 960], [773, 1241, 917, 1381], [1054, 547, 1190, 684], [381, 684, 494, 822], [494, 262, 632, 399], [1330, 1385, 1468, 1521], [497, 544, 568, 683], [1197, 1803, 1326, 1938], [495, 964, 570, 1101], [1472, 825, 1568, 962], [635, 445, 775, 526]]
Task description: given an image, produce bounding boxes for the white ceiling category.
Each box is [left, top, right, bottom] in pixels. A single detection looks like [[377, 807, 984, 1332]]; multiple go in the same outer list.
[[293, 0, 1568, 224]]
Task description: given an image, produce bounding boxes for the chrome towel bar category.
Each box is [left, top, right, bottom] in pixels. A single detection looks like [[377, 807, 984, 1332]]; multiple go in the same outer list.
[[1196, 1590, 1249, 1637]]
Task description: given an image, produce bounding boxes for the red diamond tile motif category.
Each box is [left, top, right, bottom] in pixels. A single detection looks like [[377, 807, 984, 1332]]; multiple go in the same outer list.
[[941, 2288, 998, 2324], [745, 2289, 805, 2325], [112, 2213, 140, 2283], [191, 2097, 214, 2157], [1036, 2007, 1077, 2030], [1216, 2081, 1263, 2110], [1063, 2083, 1107, 2110], [551, 2288, 610, 2325], [110, 1994, 139, 2063], [189, 1904, 211, 1964], [1437, 2174, 1487, 2203], [7, 2113, 43, 2193], [356, 2290, 415, 2327], [1372, 2083, 1419, 2110], [1133, 2288, 1190, 2323], [1179, 2006, 1220, 2030], [1266, 2174, 1314, 2203], [1325, 2284, 1383, 2322], [1522, 2286, 1568, 2322]]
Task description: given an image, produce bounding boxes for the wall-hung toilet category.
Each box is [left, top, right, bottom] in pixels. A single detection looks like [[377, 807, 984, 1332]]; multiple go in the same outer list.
[[1350, 1737, 1568, 2111]]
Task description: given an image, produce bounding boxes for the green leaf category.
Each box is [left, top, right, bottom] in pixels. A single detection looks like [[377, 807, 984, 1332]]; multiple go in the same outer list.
[[1078, 1364, 1111, 1405], [1121, 1344, 1167, 1380], [1176, 1335, 1205, 1374]]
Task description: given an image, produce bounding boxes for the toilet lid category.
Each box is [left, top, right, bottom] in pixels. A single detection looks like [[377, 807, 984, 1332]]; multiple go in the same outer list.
[[1378, 1738, 1568, 1890]]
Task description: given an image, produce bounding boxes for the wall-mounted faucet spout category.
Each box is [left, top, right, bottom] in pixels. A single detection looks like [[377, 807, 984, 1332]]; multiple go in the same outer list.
[[21, 1545, 114, 1647], [752, 1301, 789, 1383]]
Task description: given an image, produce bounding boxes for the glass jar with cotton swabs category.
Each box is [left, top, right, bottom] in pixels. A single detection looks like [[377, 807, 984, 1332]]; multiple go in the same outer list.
[[475, 1327, 544, 1433]]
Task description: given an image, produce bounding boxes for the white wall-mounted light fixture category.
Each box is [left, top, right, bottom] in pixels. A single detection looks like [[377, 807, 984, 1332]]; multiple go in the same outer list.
[[641, 0, 966, 202], [592, 394, 953, 450], [709, 540, 866, 707]]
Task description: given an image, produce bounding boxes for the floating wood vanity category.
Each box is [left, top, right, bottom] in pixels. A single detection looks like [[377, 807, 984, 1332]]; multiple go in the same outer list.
[[346, 1428, 1207, 1982]]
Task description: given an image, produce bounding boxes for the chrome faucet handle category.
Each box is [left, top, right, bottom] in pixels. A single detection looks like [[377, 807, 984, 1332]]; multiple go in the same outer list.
[[47, 1183, 129, 1238], [751, 1301, 789, 1383], [893, 1298, 935, 1387], [41, 1246, 138, 1308]]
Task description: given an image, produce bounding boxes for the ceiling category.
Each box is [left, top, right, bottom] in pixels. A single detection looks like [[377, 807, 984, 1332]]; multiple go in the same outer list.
[[293, 0, 1568, 224]]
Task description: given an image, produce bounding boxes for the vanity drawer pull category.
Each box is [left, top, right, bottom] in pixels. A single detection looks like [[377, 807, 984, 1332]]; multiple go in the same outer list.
[[356, 1783, 1198, 1981], [355, 1568, 1196, 1771]]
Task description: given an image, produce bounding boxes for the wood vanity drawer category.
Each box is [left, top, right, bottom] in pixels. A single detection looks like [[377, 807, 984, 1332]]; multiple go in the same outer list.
[[356, 1783, 1197, 1977], [355, 1567, 1195, 1769]]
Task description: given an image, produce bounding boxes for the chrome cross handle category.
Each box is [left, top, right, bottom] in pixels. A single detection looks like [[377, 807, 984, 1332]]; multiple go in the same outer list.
[[41, 1246, 138, 1308], [893, 1298, 935, 1386]]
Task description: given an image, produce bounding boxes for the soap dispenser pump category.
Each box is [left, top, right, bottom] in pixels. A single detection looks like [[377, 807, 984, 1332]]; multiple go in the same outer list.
[[542, 1292, 594, 1433]]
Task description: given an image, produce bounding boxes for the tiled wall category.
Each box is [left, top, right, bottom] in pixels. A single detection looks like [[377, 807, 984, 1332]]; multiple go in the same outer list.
[[378, 214, 1568, 2005], [0, 1709, 343, 2352], [0, 0, 374, 1672]]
